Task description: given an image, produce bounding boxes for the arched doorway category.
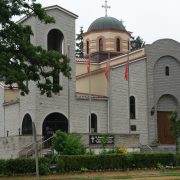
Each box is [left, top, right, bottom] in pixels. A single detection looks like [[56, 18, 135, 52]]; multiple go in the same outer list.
[[157, 94, 178, 144], [22, 114, 32, 135], [42, 112, 68, 139]]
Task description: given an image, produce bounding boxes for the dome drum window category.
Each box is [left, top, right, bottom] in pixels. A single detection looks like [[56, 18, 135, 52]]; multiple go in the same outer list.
[[86, 41, 89, 54], [99, 38, 103, 52], [116, 38, 120, 52]]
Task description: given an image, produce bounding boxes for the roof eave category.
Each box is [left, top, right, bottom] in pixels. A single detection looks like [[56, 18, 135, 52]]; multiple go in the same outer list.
[[17, 4, 78, 24]]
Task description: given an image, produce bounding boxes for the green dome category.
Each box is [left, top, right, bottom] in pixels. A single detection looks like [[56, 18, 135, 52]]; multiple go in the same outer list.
[[87, 16, 125, 32]]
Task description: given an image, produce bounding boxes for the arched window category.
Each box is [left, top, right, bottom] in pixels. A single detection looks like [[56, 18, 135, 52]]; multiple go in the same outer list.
[[89, 113, 97, 133], [48, 29, 64, 92], [99, 38, 103, 52], [86, 41, 89, 54], [48, 29, 64, 52], [165, 66, 170, 76], [116, 38, 120, 52], [128, 41, 130, 51], [130, 96, 136, 119], [22, 114, 32, 135]]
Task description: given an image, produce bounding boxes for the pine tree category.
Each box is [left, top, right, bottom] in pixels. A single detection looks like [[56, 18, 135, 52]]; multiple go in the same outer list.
[[0, 0, 71, 97], [131, 36, 145, 51], [76, 26, 84, 58]]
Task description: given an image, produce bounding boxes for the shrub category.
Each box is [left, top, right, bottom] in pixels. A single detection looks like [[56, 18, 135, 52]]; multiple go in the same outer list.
[[0, 157, 50, 176], [45, 154, 58, 164], [129, 153, 175, 169], [56, 158, 65, 172], [0, 160, 6, 175], [39, 157, 50, 175], [156, 162, 164, 171], [57, 153, 176, 172], [52, 130, 85, 155], [118, 146, 128, 154], [0, 153, 177, 175]]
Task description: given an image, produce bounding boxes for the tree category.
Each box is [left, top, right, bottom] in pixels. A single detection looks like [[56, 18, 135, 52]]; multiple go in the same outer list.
[[75, 26, 84, 58], [52, 130, 85, 155], [169, 111, 180, 156], [0, 0, 71, 97], [100, 134, 110, 152], [130, 36, 145, 51]]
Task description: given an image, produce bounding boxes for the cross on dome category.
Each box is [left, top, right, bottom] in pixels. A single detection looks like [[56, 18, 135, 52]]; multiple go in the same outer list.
[[102, 0, 111, 17]]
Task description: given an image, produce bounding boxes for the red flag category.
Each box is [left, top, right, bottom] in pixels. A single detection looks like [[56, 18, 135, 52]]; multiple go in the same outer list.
[[124, 60, 129, 80], [87, 56, 91, 73], [105, 62, 109, 80]]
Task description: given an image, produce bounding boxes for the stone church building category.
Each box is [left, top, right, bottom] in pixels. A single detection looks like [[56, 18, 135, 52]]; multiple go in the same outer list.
[[0, 4, 180, 159]]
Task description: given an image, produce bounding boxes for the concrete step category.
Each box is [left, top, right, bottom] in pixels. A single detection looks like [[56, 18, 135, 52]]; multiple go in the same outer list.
[[140, 144, 177, 153], [151, 145, 176, 153], [40, 148, 53, 156]]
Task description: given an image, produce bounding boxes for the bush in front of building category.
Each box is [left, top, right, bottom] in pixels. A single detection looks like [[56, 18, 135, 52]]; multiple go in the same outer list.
[[0, 159, 6, 175], [0, 157, 50, 176], [58, 154, 130, 171], [57, 153, 177, 172], [0, 153, 178, 175], [129, 153, 175, 169], [52, 130, 86, 155], [118, 146, 128, 154]]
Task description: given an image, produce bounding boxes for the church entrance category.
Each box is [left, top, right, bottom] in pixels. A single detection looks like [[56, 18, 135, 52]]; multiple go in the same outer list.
[[157, 111, 175, 144], [157, 94, 177, 145], [42, 112, 68, 146]]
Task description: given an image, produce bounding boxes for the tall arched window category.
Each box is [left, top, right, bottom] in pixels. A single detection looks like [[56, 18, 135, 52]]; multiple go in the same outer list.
[[89, 113, 97, 133], [99, 38, 103, 52], [48, 29, 64, 92], [130, 96, 136, 119], [128, 41, 130, 51], [48, 29, 64, 52], [86, 41, 89, 54], [22, 114, 32, 135], [165, 66, 170, 76], [116, 38, 120, 52]]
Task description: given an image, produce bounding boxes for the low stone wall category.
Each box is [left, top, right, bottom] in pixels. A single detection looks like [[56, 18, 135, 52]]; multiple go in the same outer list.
[[0, 135, 42, 159], [0, 133, 140, 159]]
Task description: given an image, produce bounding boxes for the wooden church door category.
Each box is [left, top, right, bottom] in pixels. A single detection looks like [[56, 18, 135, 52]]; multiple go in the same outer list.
[[157, 111, 175, 144]]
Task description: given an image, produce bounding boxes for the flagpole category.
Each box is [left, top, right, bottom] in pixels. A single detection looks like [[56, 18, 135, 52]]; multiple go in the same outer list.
[[67, 45, 70, 132], [88, 54, 92, 134], [127, 51, 130, 133], [107, 52, 110, 133]]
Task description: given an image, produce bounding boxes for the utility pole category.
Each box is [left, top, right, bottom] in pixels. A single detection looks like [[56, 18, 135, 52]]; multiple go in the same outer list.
[[32, 122, 39, 180]]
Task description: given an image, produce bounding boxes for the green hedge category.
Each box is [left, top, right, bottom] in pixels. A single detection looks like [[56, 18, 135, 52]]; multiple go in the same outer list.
[[60, 154, 129, 171], [0, 157, 50, 176], [0, 153, 179, 175], [129, 153, 175, 169], [59, 153, 177, 172]]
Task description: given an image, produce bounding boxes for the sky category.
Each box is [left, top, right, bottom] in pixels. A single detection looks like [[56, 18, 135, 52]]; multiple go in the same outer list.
[[36, 0, 180, 44]]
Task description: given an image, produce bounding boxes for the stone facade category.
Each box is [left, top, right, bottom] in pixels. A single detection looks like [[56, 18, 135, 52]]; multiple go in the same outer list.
[[145, 39, 180, 144], [110, 58, 148, 145], [0, 5, 180, 159]]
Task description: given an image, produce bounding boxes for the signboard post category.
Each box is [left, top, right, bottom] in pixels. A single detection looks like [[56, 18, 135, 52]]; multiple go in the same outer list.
[[32, 122, 39, 180]]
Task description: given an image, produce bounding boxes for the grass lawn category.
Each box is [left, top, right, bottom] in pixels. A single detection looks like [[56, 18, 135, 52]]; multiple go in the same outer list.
[[0, 169, 180, 180]]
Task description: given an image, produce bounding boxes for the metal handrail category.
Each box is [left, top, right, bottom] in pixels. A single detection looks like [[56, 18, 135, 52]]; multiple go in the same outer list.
[[25, 136, 54, 157], [139, 143, 153, 152], [19, 136, 44, 156]]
